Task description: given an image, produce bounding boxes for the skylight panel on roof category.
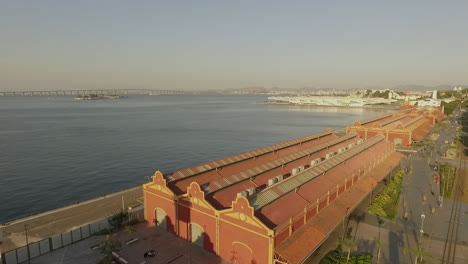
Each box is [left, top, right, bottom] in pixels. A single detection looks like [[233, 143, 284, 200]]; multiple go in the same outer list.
[[266, 189, 280, 200], [223, 178, 231, 185], [249, 135, 386, 210], [214, 181, 222, 189], [277, 179, 298, 193]]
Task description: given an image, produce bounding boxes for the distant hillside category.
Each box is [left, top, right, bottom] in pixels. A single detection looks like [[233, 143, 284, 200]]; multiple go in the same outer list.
[[390, 84, 462, 92], [221, 84, 467, 95]]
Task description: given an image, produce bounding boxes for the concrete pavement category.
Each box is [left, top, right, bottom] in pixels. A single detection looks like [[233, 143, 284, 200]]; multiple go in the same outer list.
[[25, 222, 228, 264], [1, 187, 143, 252]]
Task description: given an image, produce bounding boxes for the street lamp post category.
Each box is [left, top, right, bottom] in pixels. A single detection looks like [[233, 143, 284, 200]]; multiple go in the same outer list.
[[24, 224, 30, 264], [420, 214, 425, 237], [145, 175, 152, 183], [342, 207, 350, 240]]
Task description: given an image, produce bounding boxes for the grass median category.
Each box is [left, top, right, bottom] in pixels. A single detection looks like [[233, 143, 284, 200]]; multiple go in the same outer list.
[[440, 164, 456, 199], [319, 250, 372, 264], [368, 170, 404, 220]]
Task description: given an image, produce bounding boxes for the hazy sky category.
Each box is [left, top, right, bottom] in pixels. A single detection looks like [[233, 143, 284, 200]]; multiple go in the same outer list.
[[1, 1, 467, 91]]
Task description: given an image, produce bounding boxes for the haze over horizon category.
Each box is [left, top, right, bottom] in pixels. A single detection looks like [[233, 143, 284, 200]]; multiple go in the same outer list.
[[1, 1, 467, 91]]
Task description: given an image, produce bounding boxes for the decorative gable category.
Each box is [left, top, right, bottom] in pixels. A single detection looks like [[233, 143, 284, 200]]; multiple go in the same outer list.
[[146, 171, 175, 197], [220, 196, 272, 235], [352, 121, 362, 126], [184, 182, 216, 212], [395, 122, 404, 130]]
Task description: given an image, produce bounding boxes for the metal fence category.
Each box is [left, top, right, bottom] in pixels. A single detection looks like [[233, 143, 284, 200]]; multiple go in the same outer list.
[[1, 208, 144, 264]]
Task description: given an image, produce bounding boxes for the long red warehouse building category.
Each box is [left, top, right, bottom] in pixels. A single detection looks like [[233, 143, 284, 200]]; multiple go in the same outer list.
[[346, 106, 444, 147], [143, 108, 440, 263]]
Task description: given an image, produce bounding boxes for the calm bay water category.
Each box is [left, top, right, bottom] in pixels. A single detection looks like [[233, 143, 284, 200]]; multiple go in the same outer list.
[[0, 95, 391, 223]]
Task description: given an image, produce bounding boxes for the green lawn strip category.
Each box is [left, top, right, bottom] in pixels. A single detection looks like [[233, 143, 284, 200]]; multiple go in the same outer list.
[[440, 164, 456, 199], [319, 250, 372, 264], [367, 170, 404, 220]]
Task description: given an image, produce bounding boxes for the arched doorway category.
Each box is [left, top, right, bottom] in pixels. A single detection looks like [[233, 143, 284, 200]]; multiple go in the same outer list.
[[190, 223, 204, 248], [394, 138, 403, 148], [231, 242, 253, 264], [154, 208, 167, 230]]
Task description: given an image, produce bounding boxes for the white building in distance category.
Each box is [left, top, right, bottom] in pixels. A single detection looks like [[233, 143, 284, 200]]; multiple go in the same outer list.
[[418, 90, 441, 107], [268, 96, 397, 107]]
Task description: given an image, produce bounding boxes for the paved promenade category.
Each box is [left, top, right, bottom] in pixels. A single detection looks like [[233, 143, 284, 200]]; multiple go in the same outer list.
[[25, 222, 228, 264], [1, 186, 142, 252]]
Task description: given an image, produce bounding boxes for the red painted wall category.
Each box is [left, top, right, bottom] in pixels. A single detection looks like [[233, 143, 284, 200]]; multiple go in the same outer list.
[[177, 200, 217, 253], [275, 228, 289, 245], [218, 219, 270, 264], [347, 127, 366, 139], [144, 190, 177, 233], [218, 197, 272, 264], [366, 131, 379, 140], [146, 181, 273, 264], [306, 209, 317, 220], [387, 132, 411, 148], [338, 186, 345, 195], [292, 216, 304, 231]]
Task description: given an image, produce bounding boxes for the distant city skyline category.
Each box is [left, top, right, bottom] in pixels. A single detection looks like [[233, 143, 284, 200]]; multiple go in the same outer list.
[[1, 1, 468, 91]]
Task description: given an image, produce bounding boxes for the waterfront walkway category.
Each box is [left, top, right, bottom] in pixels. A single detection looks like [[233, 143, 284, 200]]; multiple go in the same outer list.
[[1, 187, 142, 252], [25, 222, 228, 264]]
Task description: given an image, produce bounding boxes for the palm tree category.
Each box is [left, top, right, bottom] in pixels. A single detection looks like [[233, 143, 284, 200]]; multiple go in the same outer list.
[[337, 237, 358, 263], [404, 245, 435, 264], [374, 237, 382, 264]]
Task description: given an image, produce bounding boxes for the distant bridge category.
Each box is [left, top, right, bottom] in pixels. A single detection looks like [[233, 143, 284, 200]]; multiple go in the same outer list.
[[0, 89, 201, 97]]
